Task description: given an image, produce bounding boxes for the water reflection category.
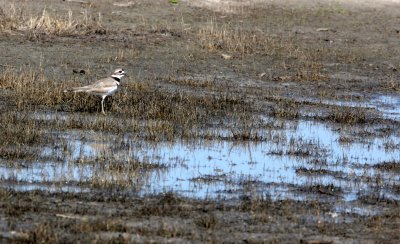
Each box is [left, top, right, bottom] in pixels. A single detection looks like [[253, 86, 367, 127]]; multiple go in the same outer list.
[[311, 94, 400, 121], [1, 120, 398, 203]]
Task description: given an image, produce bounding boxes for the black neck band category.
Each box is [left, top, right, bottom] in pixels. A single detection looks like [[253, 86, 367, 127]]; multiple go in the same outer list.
[[112, 76, 121, 83]]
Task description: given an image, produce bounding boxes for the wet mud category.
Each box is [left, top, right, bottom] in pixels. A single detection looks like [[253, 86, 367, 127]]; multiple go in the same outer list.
[[0, 0, 399, 242]]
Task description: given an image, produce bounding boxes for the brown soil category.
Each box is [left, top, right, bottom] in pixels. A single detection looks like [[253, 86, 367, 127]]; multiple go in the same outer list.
[[0, 0, 399, 242]]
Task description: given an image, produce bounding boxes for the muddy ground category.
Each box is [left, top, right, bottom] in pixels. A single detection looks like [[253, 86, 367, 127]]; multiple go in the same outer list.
[[0, 0, 399, 242]]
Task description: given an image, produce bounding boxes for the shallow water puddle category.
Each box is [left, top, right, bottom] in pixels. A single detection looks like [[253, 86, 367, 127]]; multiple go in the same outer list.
[[1, 120, 399, 204], [371, 95, 400, 120], [314, 94, 400, 120]]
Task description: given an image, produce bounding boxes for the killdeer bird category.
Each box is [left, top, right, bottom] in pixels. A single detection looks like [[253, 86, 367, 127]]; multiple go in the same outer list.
[[64, 68, 125, 114]]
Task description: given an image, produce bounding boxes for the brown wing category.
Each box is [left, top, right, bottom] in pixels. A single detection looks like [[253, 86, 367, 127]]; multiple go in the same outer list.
[[89, 77, 116, 89], [65, 77, 116, 93], [86, 86, 116, 94]]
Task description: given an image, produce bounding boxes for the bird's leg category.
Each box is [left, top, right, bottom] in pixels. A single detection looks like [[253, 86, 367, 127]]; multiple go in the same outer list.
[[101, 96, 106, 115]]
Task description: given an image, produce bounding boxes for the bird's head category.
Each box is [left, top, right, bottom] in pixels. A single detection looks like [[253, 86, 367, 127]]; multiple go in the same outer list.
[[112, 68, 126, 80]]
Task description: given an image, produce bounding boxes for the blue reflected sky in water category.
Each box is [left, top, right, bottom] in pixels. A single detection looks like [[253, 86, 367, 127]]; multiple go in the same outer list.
[[132, 120, 399, 199], [1, 119, 399, 200]]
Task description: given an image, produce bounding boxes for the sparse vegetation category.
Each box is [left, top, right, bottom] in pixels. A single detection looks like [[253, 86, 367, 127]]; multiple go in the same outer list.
[[0, 4, 103, 36], [373, 161, 400, 172], [0, 0, 399, 242], [327, 106, 368, 124]]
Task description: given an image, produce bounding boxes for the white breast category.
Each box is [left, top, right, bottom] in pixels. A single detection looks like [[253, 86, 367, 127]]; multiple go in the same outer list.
[[106, 86, 118, 96]]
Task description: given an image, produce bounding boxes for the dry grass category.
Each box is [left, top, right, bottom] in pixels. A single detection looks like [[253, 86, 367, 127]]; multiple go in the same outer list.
[[102, 48, 140, 64], [0, 189, 398, 243], [0, 68, 67, 109], [0, 4, 103, 36], [0, 67, 261, 141], [197, 18, 288, 55], [197, 18, 332, 81], [373, 161, 400, 172], [327, 106, 367, 124], [0, 111, 47, 152], [0, 4, 22, 31], [271, 100, 300, 119], [294, 54, 329, 82], [0, 1, 399, 242]]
